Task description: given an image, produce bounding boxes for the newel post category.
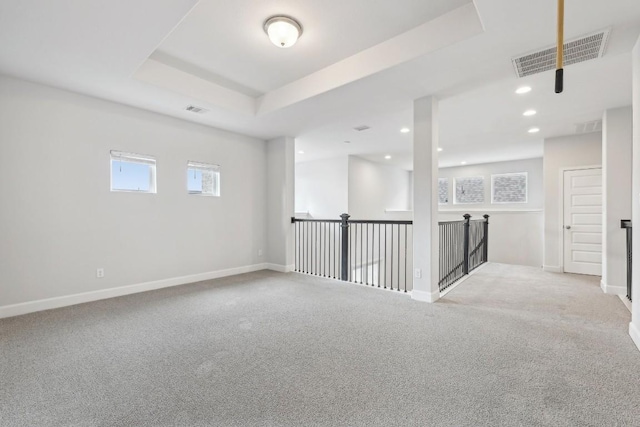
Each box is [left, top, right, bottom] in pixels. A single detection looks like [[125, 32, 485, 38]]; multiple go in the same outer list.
[[340, 213, 350, 281], [463, 214, 471, 275], [483, 214, 490, 263]]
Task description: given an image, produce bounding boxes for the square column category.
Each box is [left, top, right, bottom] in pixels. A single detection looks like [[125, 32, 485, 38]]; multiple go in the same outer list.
[[412, 96, 440, 302], [601, 107, 633, 295], [266, 136, 295, 272]]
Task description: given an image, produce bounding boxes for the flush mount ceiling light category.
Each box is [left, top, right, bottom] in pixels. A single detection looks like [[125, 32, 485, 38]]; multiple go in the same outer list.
[[516, 86, 532, 94], [385, 155, 392, 160], [523, 109, 537, 116], [528, 127, 540, 133], [264, 16, 303, 48], [437, 147, 443, 152], [400, 127, 410, 133], [461, 161, 467, 165], [298, 150, 305, 154]]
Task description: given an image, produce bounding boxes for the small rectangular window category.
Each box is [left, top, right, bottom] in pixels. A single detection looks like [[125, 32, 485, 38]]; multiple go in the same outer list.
[[454, 176, 485, 204], [187, 161, 220, 196], [110, 151, 156, 193], [438, 178, 449, 204], [492, 172, 528, 204]]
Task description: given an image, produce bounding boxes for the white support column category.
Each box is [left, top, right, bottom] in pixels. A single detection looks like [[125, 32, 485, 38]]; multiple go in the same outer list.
[[412, 96, 440, 303], [601, 107, 633, 295], [266, 136, 295, 272], [630, 38, 640, 351]]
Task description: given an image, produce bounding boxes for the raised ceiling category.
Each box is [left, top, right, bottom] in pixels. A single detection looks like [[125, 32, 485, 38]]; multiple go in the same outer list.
[[155, 0, 470, 94]]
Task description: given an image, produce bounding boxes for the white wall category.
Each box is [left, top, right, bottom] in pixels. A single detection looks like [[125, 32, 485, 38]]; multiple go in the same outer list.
[[348, 156, 412, 220], [543, 132, 602, 271], [0, 75, 267, 308], [602, 107, 633, 295], [438, 158, 543, 267], [295, 157, 348, 219], [630, 37, 640, 349]]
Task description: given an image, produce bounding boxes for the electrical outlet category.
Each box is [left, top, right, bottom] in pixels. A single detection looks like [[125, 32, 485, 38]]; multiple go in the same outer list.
[[414, 268, 422, 279], [96, 268, 105, 278], [258, 249, 263, 257]]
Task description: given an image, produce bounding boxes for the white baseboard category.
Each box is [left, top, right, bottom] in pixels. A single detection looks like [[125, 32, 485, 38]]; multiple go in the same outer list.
[[600, 280, 626, 296], [618, 295, 632, 313], [0, 263, 268, 319], [629, 322, 640, 353], [440, 262, 488, 298], [411, 289, 440, 303], [543, 265, 563, 273], [266, 263, 295, 273]]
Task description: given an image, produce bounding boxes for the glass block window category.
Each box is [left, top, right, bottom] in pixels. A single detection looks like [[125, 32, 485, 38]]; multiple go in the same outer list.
[[454, 177, 484, 204], [438, 178, 449, 204], [187, 161, 220, 196], [492, 172, 527, 204]]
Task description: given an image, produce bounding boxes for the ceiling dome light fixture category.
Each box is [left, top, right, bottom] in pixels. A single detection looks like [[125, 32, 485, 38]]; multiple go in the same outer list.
[[528, 127, 540, 134], [516, 86, 532, 95], [264, 16, 303, 48], [523, 109, 537, 117], [400, 127, 411, 133]]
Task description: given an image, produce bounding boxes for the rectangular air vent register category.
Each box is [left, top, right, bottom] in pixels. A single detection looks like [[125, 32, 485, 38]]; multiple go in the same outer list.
[[512, 29, 610, 78]]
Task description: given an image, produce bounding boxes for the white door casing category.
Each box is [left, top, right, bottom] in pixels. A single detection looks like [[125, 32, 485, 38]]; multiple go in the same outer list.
[[563, 168, 602, 276]]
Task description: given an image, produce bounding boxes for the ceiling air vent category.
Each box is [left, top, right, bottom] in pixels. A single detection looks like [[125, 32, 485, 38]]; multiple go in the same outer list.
[[512, 29, 610, 78], [353, 125, 371, 132], [185, 105, 208, 114], [574, 120, 602, 134]]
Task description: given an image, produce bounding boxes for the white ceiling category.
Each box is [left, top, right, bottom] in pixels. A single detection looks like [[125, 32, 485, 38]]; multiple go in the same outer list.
[[1, 0, 639, 170], [156, 0, 469, 94]]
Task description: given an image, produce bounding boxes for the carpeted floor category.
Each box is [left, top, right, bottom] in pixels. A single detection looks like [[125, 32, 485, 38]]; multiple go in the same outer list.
[[1, 263, 639, 426]]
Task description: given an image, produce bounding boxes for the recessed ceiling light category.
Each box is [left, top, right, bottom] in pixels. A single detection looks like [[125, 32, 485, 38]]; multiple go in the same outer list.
[[523, 109, 537, 116], [385, 155, 392, 160], [400, 127, 410, 133], [461, 161, 467, 165], [528, 127, 540, 134], [264, 16, 303, 48], [298, 150, 305, 154], [516, 86, 532, 94], [437, 147, 443, 152]]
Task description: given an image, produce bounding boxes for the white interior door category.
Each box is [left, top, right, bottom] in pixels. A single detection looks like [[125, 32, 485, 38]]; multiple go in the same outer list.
[[563, 168, 602, 275]]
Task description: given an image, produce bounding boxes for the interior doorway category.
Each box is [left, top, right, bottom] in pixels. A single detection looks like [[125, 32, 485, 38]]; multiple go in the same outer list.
[[563, 167, 602, 275]]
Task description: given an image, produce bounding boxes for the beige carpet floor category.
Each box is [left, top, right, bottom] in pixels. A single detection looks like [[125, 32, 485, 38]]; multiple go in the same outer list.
[[1, 263, 639, 426]]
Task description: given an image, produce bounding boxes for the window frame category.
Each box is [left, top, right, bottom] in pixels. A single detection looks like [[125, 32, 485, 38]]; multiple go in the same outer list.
[[187, 160, 220, 197], [453, 176, 485, 205], [491, 172, 528, 204], [110, 150, 157, 194]]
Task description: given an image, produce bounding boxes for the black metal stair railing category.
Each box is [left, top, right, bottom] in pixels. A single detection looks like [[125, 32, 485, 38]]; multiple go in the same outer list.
[[292, 213, 490, 295], [622, 220, 632, 302], [438, 214, 489, 292], [291, 215, 413, 291]]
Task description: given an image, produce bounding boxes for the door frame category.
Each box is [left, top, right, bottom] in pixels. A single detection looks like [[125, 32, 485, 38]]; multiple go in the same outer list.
[[558, 165, 602, 273]]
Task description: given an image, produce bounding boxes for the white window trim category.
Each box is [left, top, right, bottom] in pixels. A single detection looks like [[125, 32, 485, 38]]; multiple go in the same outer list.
[[453, 176, 485, 205], [187, 161, 220, 197], [491, 172, 528, 204], [110, 150, 157, 194]]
